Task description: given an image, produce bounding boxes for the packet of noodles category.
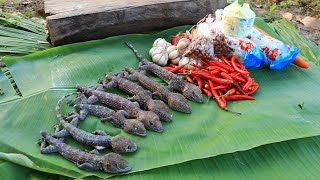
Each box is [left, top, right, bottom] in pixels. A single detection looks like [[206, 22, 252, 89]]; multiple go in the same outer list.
[[249, 27, 299, 70]]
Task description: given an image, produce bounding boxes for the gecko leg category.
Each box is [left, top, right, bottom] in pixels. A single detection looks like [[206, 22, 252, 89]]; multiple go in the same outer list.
[[123, 73, 138, 81], [39, 139, 57, 154], [127, 95, 139, 101], [54, 114, 79, 138], [152, 91, 165, 101], [76, 162, 97, 171], [138, 62, 150, 70], [86, 95, 99, 104], [102, 80, 118, 89], [117, 110, 130, 118], [67, 94, 87, 105], [89, 149, 100, 155], [92, 130, 107, 136], [53, 124, 69, 138], [79, 109, 89, 120]]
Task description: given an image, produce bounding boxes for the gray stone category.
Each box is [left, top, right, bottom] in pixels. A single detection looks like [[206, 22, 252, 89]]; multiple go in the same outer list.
[[45, 0, 227, 46]]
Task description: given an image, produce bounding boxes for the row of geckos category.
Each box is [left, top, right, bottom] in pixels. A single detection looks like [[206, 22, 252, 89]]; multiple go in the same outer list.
[[37, 43, 203, 174]]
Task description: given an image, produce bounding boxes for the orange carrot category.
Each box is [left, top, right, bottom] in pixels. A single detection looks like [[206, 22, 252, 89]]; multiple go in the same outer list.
[[252, 25, 309, 69]]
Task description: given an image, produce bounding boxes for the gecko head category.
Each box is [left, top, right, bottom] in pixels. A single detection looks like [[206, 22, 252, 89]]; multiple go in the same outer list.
[[123, 119, 147, 137], [76, 84, 93, 96], [182, 83, 204, 103], [168, 93, 192, 114], [146, 100, 172, 122], [110, 135, 137, 153], [99, 152, 131, 173], [137, 111, 163, 132]]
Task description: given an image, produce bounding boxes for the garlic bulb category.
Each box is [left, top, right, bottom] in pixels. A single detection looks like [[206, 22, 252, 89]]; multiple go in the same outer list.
[[178, 57, 199, 70], [166, 45, 182, 65], [179, 57, 190, 66], [152, 53, 168, 66], [166, 45, 176, 54], [149, 47, 165, 57], [153, 38, 171, 49], [177, 38, 190, 54], [171, 56, 181, 65]]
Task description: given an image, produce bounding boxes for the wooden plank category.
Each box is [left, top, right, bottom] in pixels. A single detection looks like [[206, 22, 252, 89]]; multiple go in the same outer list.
[[45, 0, 227, 46]]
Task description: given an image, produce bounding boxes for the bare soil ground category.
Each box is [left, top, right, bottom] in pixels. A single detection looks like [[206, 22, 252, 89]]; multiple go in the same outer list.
[[0, 0, 319, 45], [250, 0, 320, 45]]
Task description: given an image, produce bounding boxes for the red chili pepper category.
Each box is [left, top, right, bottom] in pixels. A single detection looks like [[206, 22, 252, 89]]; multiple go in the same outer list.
[[169, 64, 177, 68], [229, 73, 246, 82], [208, 69, 221, 75], [209, 60, 234, 73], [246, 82, 259, 95], [200, 59, 210, 66], [190, 63, 205, 69], [218, 55, 232, 66], [163, 66, 173, 71], [242, 78, 253, 92], [208, 80, 227, 109], [218, 90, 227, 104], [226, 54, 234, 60], [231, 56, 249, 75], [207, 60, 234, 73], [170, 65, 184, 73], [202, 88, 212, 97], [220, 72, 233, 81], [185, 75, 194, 83], [193, 76, 204, 90], [206, 66, 229, 73], [202, 74, 233, 85], [204, 83, 210, 90], [212, 85, 228, 90], [227, 88, 236, 95], [224, 95, 255, 101]]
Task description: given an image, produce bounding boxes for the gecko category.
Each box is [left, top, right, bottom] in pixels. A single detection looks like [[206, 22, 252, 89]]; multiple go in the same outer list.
[[125, 42, 203, 103], [124, 67, 192, 113], [39, 131, 131, 173], [98, 73, 172, 122], [75, 85, 163, 132], [73, 103, 147, 137], [55, 93, 137, 153]]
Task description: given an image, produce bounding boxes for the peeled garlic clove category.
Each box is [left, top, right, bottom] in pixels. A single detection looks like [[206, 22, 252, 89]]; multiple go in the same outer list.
[[166, 45, 177, 54], [153, 38, 169, 48], [150, 47, 165, 57], [171, 56, 181, 65], [179, 57, 190, 66]]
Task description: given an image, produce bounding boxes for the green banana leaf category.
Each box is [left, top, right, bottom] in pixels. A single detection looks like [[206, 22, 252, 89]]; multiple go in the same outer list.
[[0, 19, 320, 178], [2, 135, 320, 179]]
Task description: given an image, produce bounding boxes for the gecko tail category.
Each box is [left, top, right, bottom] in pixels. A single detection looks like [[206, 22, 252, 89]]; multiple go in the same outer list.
[[125, 42, 148, 62]]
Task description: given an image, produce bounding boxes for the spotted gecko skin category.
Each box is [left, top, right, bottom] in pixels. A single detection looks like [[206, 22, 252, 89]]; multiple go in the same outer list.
[[39, 131, 131, 173], [124, 67, 192, 113], [76, 85, 163, 132], [74, 104, 147, 137], [55, 93, 137, 153], [125, 42, 203, 103], [99, 73, 172, 122]]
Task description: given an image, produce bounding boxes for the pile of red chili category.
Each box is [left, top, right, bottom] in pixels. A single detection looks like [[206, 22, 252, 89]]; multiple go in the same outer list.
[[163, 54, 259, 112]]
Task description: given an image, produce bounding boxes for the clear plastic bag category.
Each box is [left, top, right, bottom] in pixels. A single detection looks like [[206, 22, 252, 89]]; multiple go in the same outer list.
[[249, 27, 299, 70]]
